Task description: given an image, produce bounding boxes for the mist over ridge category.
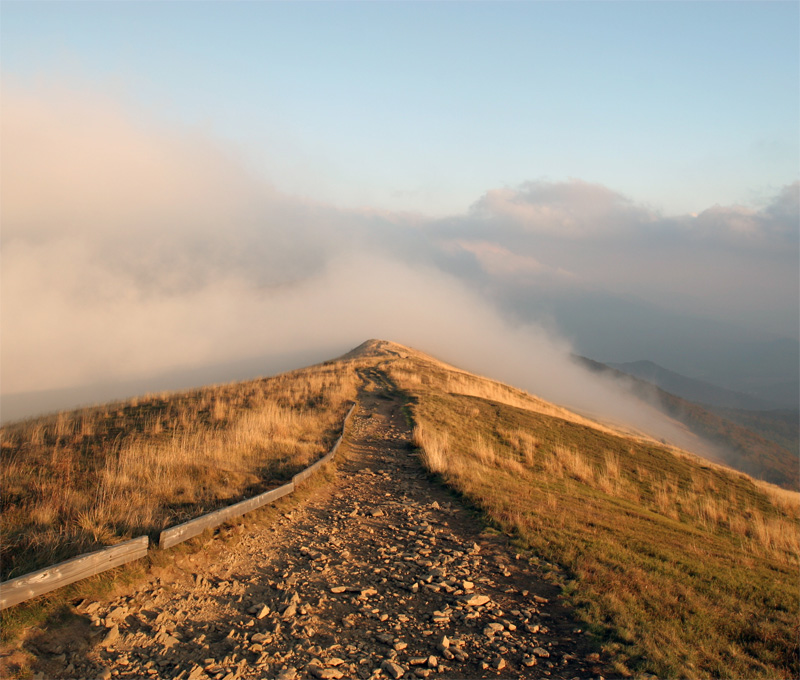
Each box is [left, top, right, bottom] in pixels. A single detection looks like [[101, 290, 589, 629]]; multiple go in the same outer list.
[[2, 85, 798, 456]]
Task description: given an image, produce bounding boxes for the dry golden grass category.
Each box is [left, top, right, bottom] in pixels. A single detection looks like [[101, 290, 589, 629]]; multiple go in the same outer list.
[[412, 425, 449, 475], [383, 347, 799, 679], [392, 353, 625, 436], [755, 479, 800, 517], [0, 361, 360, 580], [3, 338, 797, 678]]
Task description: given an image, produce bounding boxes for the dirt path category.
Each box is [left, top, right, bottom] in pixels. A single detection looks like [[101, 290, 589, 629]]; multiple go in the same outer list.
[[28, 374, 605, 680]]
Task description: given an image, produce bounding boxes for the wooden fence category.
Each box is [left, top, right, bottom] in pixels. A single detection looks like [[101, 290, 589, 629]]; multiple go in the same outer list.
[[0, 401, 357, 609], [158, 482, 295, 549], [0, 536, 149, 610], [292, 403, 355, 485]]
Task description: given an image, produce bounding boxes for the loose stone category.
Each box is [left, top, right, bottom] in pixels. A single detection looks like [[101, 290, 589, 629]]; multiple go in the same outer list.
[[102, 626, 120, 646], [461, 594, 490, 607], [187, 665, 206, 680], [380, 660, 405, 679], [309, 666, 343, 680], [64, 387, 593, 680]]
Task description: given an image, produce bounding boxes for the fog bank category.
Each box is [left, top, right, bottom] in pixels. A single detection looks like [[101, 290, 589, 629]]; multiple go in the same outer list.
[[2, 85, 795, 463]]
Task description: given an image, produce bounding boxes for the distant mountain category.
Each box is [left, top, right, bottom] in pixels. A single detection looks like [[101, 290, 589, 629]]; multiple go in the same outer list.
[[608, 360, 779, 411], [742, 378, 800, 411], [497, 287, 799, 407], [578, 356, 799, 489]]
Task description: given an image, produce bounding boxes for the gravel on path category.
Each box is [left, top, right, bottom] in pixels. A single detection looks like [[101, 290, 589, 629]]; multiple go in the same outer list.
[[29, 375, 607, 680]]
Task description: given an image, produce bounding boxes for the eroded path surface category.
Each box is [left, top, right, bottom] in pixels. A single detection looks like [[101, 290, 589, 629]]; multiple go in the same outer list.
[[33, 377, 604, 680]]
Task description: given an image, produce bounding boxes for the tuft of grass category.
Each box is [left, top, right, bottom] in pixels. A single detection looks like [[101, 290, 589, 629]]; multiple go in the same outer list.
[[412, 425, 449, 474]]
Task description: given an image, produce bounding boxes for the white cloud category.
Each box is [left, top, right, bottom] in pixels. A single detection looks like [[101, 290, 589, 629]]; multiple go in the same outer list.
[[446, 240, 578, 283], [433, 177, 798, 333], [468, 179, 657, 237], [691, 181, 799, 244]]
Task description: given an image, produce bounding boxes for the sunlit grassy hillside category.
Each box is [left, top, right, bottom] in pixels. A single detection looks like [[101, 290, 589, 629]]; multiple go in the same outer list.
[[2, 338, 797, 679], [363, 341, 798, 679], [0, 361, 360, 581], [578, 356, 799, 489]]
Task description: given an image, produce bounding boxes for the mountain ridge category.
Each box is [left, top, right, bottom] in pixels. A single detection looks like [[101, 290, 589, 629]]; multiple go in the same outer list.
[[609, 359, 781, 410], [2, 339, 797, 680], [577, 356, 798, 490]]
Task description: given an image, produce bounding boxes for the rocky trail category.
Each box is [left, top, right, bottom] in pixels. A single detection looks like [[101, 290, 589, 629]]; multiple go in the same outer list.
[[26, 373, 606, 680]]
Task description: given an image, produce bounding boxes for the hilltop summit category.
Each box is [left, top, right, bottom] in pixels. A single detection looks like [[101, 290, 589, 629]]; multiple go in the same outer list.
[[338, 339, 409, 360]]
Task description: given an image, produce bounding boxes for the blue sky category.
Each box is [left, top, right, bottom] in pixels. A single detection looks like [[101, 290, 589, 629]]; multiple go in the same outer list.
[[3, 1, 798, 215]]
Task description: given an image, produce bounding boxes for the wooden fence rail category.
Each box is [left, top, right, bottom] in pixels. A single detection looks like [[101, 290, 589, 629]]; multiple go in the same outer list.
[[0, 401, 357, 609], [293, 403, 356, 486], [158, 482, 295, 550], [0, 536, 149, 610]]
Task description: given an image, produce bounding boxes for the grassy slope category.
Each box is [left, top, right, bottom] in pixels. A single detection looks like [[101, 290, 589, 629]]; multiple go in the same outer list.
[[375, 342, 799, 679], [2, 339, 797, 678], [0, 360, 361, 581], [579, 357, 799, 490], [709, 406, 799, 455]]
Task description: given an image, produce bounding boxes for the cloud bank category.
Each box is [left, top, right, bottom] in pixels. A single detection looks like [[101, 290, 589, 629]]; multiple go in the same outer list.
[[2, 85, 797, 449]]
